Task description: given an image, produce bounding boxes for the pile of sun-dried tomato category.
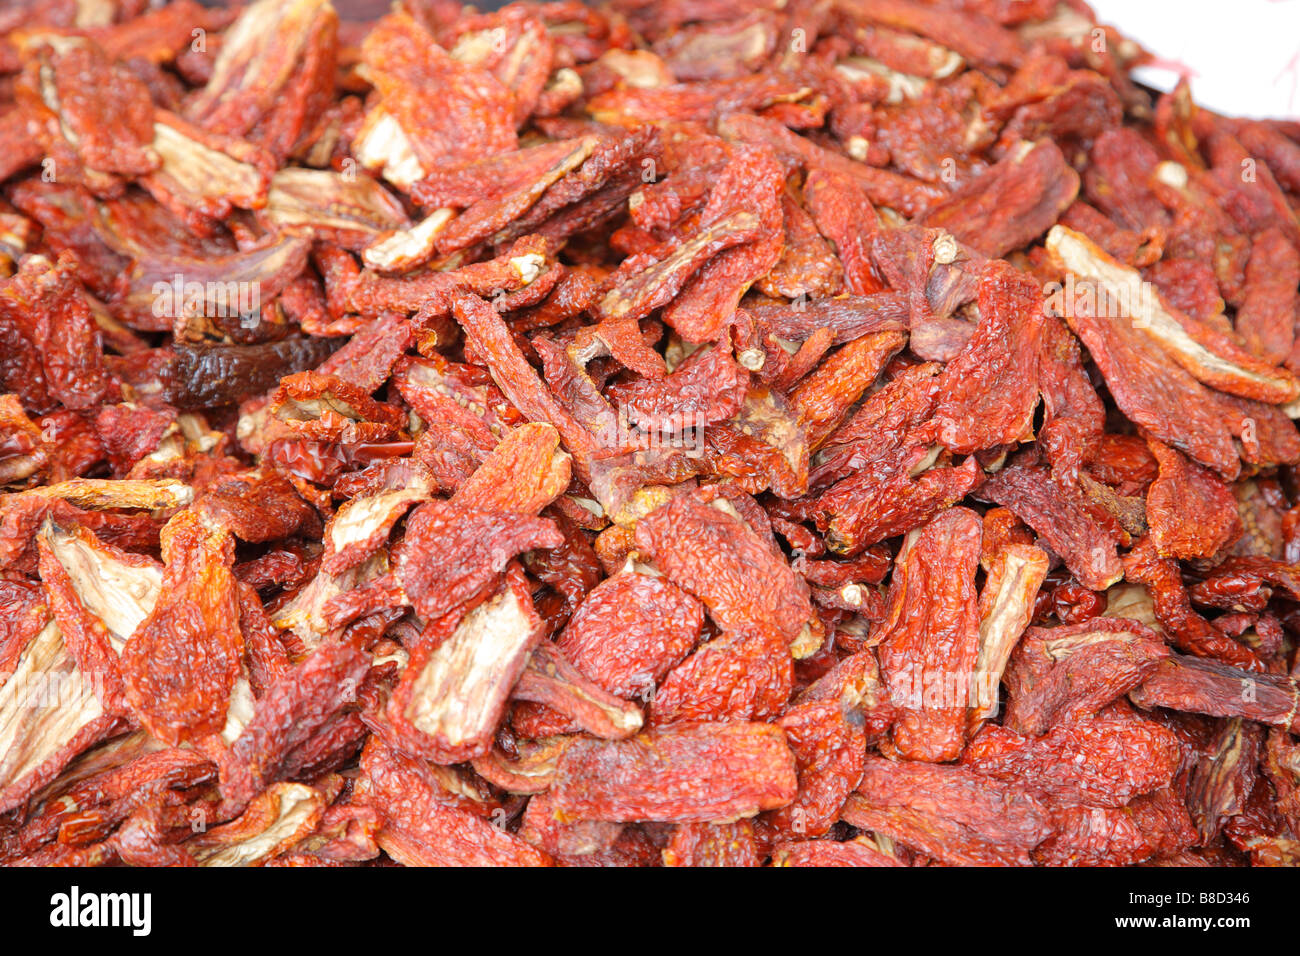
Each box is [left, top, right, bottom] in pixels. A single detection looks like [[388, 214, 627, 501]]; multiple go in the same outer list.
[[1, 0, 1299, 867]]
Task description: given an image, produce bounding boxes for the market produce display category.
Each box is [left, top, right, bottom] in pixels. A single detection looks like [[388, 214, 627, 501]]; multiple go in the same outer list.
[[1, 0, 1299, 867]]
